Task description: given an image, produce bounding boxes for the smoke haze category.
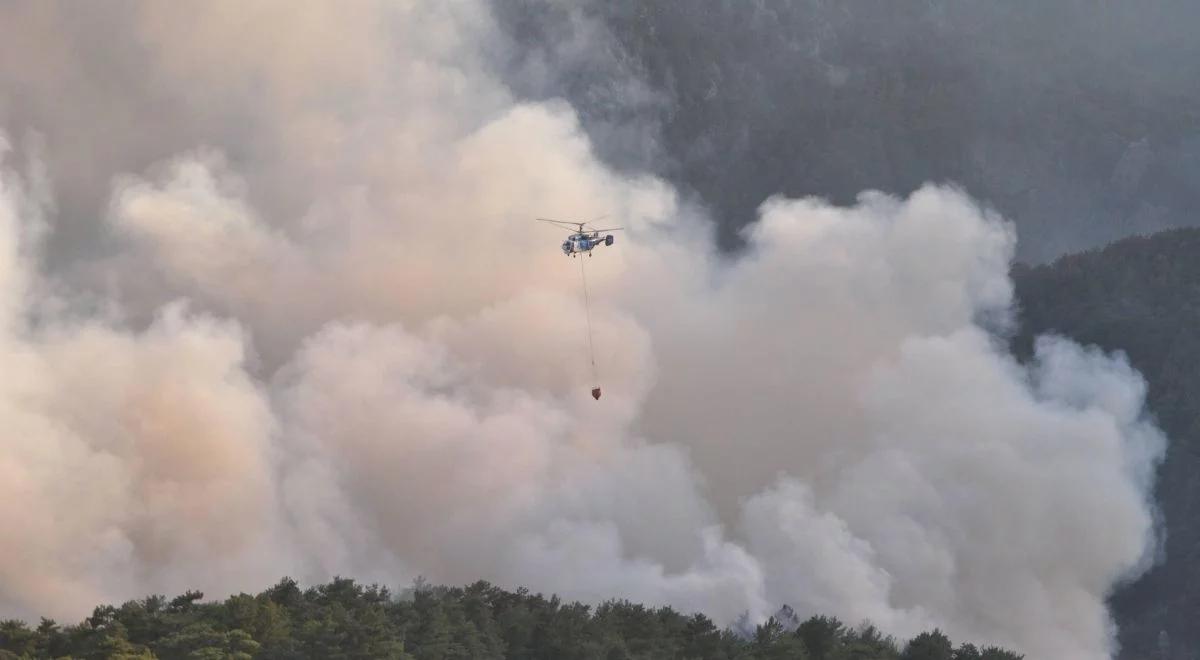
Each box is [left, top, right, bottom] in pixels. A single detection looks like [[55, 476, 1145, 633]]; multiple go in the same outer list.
[[493, 1, 1200, 262], [0, 2, 1167, 658]]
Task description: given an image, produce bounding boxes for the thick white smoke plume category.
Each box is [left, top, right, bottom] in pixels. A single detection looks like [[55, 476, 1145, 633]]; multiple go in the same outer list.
[[0, 2, 1164, 659]]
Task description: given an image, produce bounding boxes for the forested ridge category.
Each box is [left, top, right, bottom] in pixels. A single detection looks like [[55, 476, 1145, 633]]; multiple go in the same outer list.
[[1013, 227, 1200, 659], [0, 578, 1021, 660]]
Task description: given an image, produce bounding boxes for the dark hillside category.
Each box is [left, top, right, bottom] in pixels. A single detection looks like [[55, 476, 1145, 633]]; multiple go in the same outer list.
[[1014, 228, 1200, 659], [498, 1, 1200, 262]]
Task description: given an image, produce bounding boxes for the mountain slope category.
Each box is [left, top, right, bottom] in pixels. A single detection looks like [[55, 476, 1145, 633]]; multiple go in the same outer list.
[[1014, 228, 1200, 659], [497, 0, 1200, 262]]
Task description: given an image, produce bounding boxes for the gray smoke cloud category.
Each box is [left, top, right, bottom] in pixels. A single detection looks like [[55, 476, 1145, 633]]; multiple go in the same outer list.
[[0, 2, 1166, 659], [491, 1, 1200, 262]]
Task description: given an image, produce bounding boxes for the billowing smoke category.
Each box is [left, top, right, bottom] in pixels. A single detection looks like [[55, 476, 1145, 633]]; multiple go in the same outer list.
[[0, 2, 1165, 659]]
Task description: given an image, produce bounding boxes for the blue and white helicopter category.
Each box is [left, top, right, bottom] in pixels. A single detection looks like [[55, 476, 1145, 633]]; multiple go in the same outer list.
[[537, 217, 623, 257]]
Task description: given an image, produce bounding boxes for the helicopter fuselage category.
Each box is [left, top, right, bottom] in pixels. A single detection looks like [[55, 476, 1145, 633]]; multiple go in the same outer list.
[[562, 232, 615, 256]]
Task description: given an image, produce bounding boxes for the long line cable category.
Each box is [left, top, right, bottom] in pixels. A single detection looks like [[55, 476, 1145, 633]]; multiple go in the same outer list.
[[579, 255, 599, 386]]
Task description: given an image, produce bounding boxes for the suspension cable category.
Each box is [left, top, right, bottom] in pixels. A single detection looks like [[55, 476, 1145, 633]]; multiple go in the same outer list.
[[579, 255, 599, 386]]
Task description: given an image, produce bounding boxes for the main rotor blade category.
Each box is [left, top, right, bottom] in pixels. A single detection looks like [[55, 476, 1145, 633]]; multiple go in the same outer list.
[[537, 218, 585, 232], [589, 227, 624, 232]]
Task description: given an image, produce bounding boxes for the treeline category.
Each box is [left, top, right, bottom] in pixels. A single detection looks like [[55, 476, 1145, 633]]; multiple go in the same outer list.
[[0, 577, 1021, 659]]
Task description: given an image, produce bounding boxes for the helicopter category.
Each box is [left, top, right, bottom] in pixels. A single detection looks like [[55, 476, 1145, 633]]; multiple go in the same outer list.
[[537, 216, 622, 401], [537, 217, 623, 257]]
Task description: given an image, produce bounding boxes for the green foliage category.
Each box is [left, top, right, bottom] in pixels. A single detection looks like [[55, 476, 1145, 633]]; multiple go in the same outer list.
[[0, 578, 1021, 659], [796, 616, 843, 660], [951, 644, 1022, 660], [902, 630, 952, 660], [751, 616, 808, 659], [839, 623, 900, 660], [0, 620, 35, 658]]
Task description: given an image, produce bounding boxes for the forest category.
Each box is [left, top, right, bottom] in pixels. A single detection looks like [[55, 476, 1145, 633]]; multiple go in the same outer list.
[[1014, 227, 1200, 658], [0, 578, 1022, 660]]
